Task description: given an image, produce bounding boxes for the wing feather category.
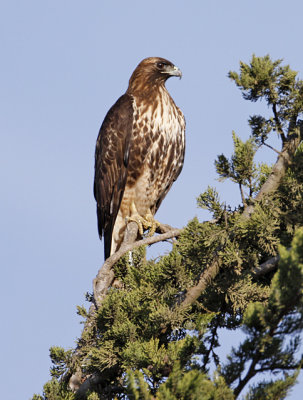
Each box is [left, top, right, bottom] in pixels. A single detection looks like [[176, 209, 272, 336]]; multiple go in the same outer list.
[[94, 94, 133, 259]]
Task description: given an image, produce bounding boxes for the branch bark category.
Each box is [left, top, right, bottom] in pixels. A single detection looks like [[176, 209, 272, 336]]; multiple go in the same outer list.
[[180, 253, 221, 308], [93, 221, 138, 306], [252, 254, 280, 276]]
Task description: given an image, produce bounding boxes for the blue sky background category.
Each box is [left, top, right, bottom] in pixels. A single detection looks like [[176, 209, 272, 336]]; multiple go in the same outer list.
[[1, 1, 303, 399]]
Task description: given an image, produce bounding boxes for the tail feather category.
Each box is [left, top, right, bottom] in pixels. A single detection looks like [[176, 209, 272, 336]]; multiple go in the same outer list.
[[104, 231, 112, 260], [96, 206, 113, 260]]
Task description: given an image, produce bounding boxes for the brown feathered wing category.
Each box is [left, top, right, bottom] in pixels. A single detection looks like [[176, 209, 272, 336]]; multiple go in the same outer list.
[[94, 94, 133, 259]]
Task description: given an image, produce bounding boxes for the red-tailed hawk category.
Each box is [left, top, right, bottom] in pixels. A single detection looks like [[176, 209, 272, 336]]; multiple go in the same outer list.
[[94, 57, 185, 259]]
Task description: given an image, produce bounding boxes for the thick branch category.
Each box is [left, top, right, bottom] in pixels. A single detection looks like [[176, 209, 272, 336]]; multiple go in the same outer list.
[[93, 224, 182, 307], [180, 253, 221, 308], [69, 222, 182, 393], [73, 367, 121, 400], [242, 123, 301, 219], [252, 254, 280, 276], [239, 183, 246, 207], [93, 221, 138, 306]]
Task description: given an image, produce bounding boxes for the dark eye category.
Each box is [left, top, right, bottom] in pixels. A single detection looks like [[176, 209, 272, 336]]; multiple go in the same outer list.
[[157, 62, 165, 69]]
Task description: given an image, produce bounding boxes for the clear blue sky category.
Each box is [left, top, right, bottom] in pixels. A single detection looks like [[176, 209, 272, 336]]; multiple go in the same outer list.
[[1, 1, 302, 399]]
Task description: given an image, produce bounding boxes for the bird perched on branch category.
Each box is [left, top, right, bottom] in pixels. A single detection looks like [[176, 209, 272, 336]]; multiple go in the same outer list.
[[94, 57, 185, 259]]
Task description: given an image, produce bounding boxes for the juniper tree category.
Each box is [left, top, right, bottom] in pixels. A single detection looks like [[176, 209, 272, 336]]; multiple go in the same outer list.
[[33, 55, 303, 400]]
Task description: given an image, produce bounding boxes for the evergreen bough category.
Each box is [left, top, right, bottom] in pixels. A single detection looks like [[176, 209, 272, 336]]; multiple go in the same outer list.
[[33, 55, 303, 399]]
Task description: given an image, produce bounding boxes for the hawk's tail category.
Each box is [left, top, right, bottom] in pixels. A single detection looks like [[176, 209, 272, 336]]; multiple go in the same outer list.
[[104, 231, 112, 260]]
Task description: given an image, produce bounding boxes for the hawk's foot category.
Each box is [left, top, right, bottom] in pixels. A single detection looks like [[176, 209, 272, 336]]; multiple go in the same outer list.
[[126, 203, 160, 237], [143, 211, 160, 237], [126, 214, 145, 236]]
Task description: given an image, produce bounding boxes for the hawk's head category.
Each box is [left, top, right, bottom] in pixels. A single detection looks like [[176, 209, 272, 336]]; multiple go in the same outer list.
[[138, 57, 182, 79], [127, 57, 182, 95]]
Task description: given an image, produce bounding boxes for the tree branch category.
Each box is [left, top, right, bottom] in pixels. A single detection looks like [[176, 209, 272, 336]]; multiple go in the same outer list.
[[272, 103, 286, 143], [71, 120, 302, 398], [93, 224, 182, 307], [234, 357, 259, 398], [180, 252, 221, 308], [203, 317, 220, 370], [242, 122, 301, 219], [73, 367, 121, 399], [69, 222, 182, 394], [239, 183, 246, 207], [252, 254, 280, 276], [180, 121, 302, 308], [93, 221, 138, 307], [255, 363, 303, 373], [263, 141, 282, 155]]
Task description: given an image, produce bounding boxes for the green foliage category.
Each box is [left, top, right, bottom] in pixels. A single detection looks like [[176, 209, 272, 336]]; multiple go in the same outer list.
[[126, 370, 153, 400], [87, 393, 101, 400], [31, 379, 75, 400], [197, 186, 224, 219], [34, 54, 303, 400], [157, 365, 234, 400], [278, 142, 303, 246], [126, 364, 234, 400], [81, 250, 207, 387], [222, 229, 303, 395], [244, 370, 300, 400], [215, 132, 257, 187], [49, 347, 74, 379], [248, 115, 273, 145], [272, 228, 303, 318], [229, 54, 303, 145], [214, 131, 277, 204], [228, 54, 297, 104], [77, 305, 89, 319]]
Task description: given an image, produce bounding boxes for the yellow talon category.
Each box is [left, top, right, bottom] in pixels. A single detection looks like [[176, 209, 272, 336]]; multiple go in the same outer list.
[[126, 214, 144, 236], [143, 211, 160, 237], [126, 203, 160, 237]]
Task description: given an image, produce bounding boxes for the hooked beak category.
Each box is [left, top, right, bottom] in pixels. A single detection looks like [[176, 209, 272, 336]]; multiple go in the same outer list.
[[162, 64, 182, 79]]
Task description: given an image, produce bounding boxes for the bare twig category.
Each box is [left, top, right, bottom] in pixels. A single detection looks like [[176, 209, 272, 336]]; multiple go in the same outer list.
[[203, 317, 220, 369], [262, 142, 282, 155]]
